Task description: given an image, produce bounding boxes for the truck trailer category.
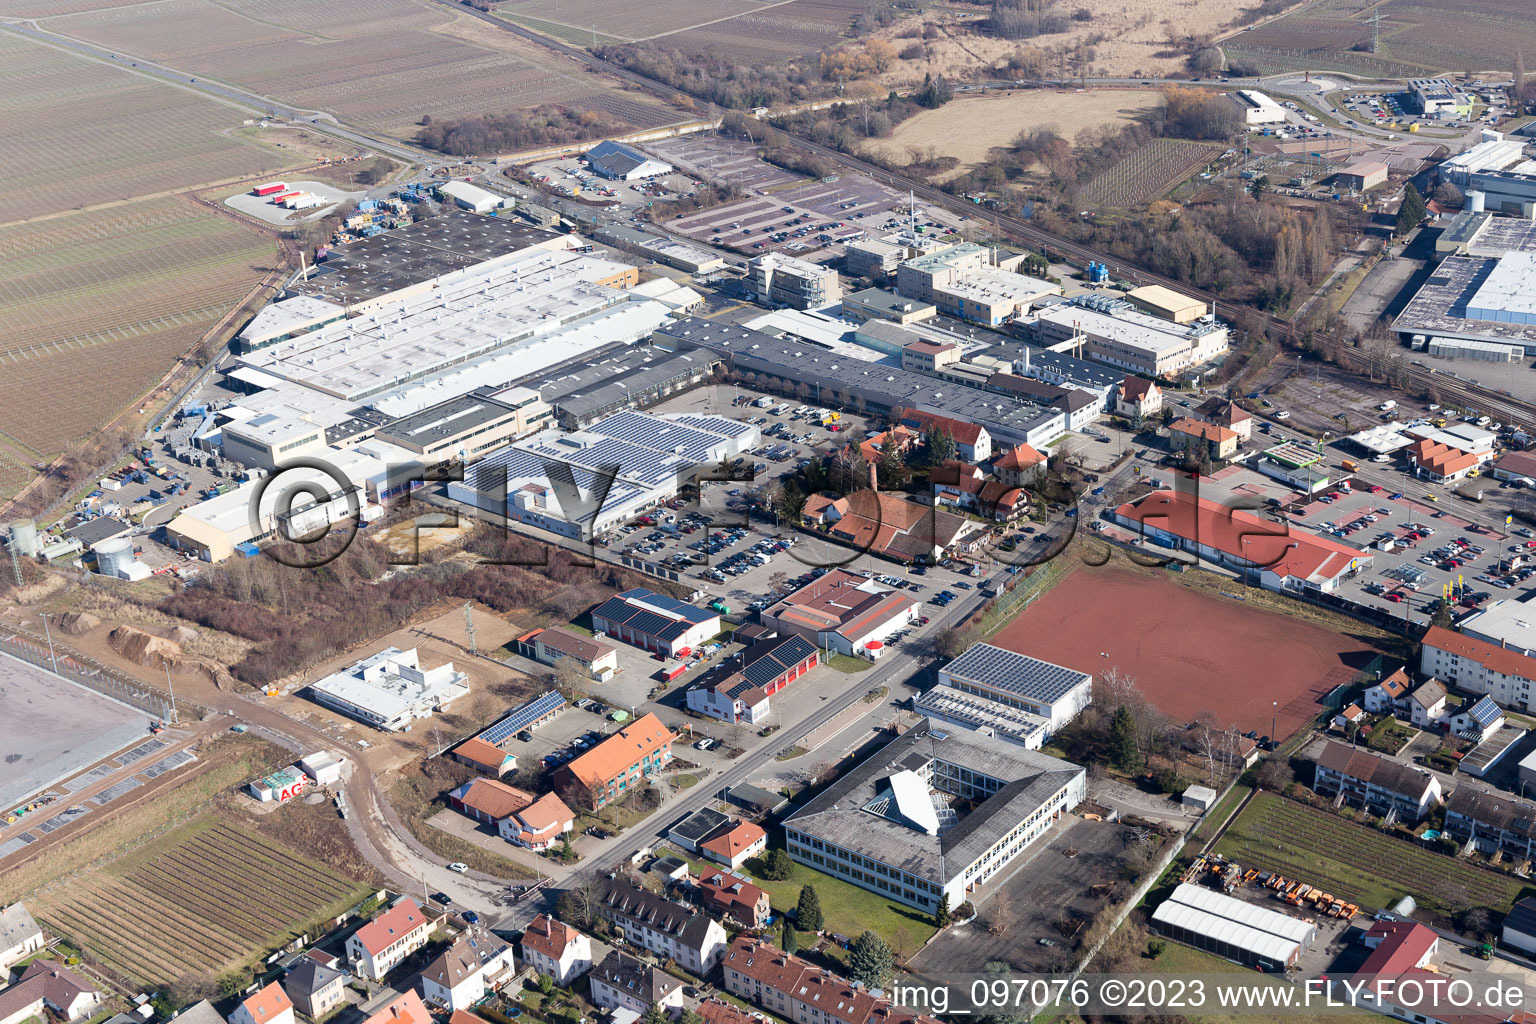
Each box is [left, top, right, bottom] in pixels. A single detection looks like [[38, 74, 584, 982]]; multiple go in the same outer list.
[[253, 182, 288, 196]]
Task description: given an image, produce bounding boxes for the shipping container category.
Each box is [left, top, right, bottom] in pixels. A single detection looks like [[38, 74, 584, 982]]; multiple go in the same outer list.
[[270, 191, 301, 203], [253, 182, 288, 196]]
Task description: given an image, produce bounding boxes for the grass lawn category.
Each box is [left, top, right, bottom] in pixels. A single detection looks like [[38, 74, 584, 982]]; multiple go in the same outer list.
[[824, 653, 872, 673], [1213, 792, 1529, 917], [745, 856, 937, 947], [1187, 783, 1252, 845]]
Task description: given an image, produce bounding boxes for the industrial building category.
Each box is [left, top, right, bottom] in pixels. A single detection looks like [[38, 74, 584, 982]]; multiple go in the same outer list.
[[286, 208, 570, 310], [438, 181, 505, 213], [759, 569, 918, 657], [1018, 347, 1125, 402], [1408, 78, 1467, 119], [1234, 89, 1286, 125], [936, 642, 1092, 741], [1111, 489, 1369, 592], [240, 248, 641, 403], [1394, 252, 1536, 355], [896, 244, 1060, 326], [221, 413, 327, 470], [746, 253, 843, 310], [1441, 131, 1528, 187], [841, 287, 937, 324], [447, 410, 756, 542], [658, 318, 1067, 448], [1335, 159, 1388, 192], [374, 387, 551, 463], [236, 295, 348, 353], [844, 230, 956, 279], [684, 634, 820, 724], [590, 588, 721, 658], [585, 140, 673, 181], [306, 647, 470, 731], [783, 719, 1085, 912], [1150, 883, 1313, 969], [1125, 285, 1208, 324], [1030, 296, 1229, 378], [539, 348, 723, 428], [589, 224, 725, 274]]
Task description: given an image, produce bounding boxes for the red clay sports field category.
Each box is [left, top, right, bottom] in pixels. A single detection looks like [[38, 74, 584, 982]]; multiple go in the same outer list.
[[992, 567, 1380, 741]]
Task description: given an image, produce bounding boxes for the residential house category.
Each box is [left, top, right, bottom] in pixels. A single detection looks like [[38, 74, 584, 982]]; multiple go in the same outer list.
[[553, 713, 676, 812], [358, 991, 431, 1024], [818, 489, 974, 565], [720, 937, 942, 1024], [700, 821, 768, 871], [497, 791, 575, 852], [0, 905, 44, 974], [421, 931, 517, 1011], [991, 443, 1046, 488], [1444, 786, 1536, 860], [228, 983, 294, 1024], [345, 898, 432, 981], [1362, 668, 1412, 715], [901, 411, 992, 463], [929, 460, 986, 511], [1502, 897, 1536, 957], [1332, 703, 1365, 733], [1191, 397, 1253, 441], [1115, 377, 1162, 421], [450, 738, 518, 777], [519, 915, 592, 987], [283, 962, 345, 1020], [977, 482, 1027, 522], [0, 960, 101, 1024], [1408, 678, 1448, 727], [1420, 626, 1536, 711], [449, 778, 537, 827], [1311, 741, 1442, 822], [1335, 920, 1440, 1017], [1167, 417, 1239, 461], [1451, 694, 1506, 741], [589, 952, 683, 1018], [858, 425, 918, 465], [697, 999, 759, 1024], [595, 880, 729, 975], [698, 870, 771, 928]]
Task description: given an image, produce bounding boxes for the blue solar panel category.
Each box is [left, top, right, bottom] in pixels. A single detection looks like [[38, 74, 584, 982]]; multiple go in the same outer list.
[[481, 690, 566, 745]]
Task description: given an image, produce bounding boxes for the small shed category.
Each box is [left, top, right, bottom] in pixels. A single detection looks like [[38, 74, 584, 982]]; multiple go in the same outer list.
[[1182, 785, 1218, 811]]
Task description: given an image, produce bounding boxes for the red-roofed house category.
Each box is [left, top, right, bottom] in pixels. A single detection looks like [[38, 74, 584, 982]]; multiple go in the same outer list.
[[497, 790, 575, 851], [1337, 920, 1441, 1014], [929, 459, 986, 511], [451, 737, 517, 777], [859, 425, 918, 465], [346, 898, 433, 981], [700, 821, 767, 870], [1115, 376, 1162, 420], [978, 481, 1027, 521], [698, 869, 771, 927], [992, 442, 1046, 488], [721, 936, 943, 1024], [1408, 439, 1484, 482], [360, 990, 432, 1024], [1111, 489, 1369, 593], [697, 998, 759, 1024], [229, 983, 294, 1024], [1192, 397, 1253, 441], [822, 490, 974, 564], [1421, 626, 1536, 711], [901, 411, 992, 462], [449, 778, 537, 826], [1363, 667, 1412, 715], [519, 915, 592, 986], [1167, 417, 1239, 460], [761, 568, 918, 656]]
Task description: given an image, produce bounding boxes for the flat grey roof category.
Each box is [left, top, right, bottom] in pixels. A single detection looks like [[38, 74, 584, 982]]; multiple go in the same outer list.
[[941, 642, 1090, 705], [379, 388, 522, 446], [1393, 255, 1536, 346]]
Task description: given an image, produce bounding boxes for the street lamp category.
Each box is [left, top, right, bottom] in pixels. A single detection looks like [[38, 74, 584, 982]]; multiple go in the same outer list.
[[39, 612, 59, 674], [1271, 700, 1278, 746]]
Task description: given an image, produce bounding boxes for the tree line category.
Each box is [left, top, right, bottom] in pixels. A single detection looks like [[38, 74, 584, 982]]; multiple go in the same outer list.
[[415, 106, 627, 156]]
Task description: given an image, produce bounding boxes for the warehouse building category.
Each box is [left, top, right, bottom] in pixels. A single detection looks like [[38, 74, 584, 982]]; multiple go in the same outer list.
[[438, 181, 505, 213], [1030, 297, 1230, 378], [586, 140, 673, 181], [221, 413, 327, 470], [747, 253, 843, 310], [307, 647, 469, 731], [1234, 89, 1286, 125], [896, 244, 1060, 326], [760, 569, 919, 657], [1335, 159, 1388, 192], [1442, 132, 1528, 187], [541, 349, 723, 428], [1125, 285, 1208, 324], [1018, 346, 1124, 404], [658, 319, 1067, 448], [783, 719, 1085, 912], [591, 588, 721, 658], [841, 287, 937, 324], [1458, 593, 1536, 657], [1393, 253, 1536, 355], [937, 642, 1092, 740], [447, 410, 756, 542], [237, 295, 348, 353], [1151, 883, 1313, 969], [685, 634, 820, 724], [517, 628, 619, 682], [1465, 168, 1536, 215], [374, 387, 551, 463]]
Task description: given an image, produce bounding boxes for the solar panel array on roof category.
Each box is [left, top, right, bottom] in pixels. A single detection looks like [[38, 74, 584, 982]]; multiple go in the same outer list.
[[591, 411, 727, 464], [617, 588, 716, 624], [463, 446, 647, 522], [1466, 694, 1502, 726], [670, 414, 755, 440], [943, 643, 1090, 704], [481, 690, 566, 745]]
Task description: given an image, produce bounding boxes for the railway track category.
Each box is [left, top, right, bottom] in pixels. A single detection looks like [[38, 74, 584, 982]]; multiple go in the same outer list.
[[430, 0, 1536, 430]]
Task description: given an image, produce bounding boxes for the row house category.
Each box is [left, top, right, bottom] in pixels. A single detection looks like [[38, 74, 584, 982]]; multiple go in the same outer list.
[[1444, 786, 1536, 861], [595, 880, 728, 976], [1310, 741, 1442, 823], [720, 937, 940, 1024]]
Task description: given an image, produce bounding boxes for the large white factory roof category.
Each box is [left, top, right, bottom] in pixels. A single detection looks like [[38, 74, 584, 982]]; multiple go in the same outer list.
[[1034, 301, 1196, 355], [238, 294, 346, 347], [239, 248, 636, 401], [1238, 90, 1284, 112], [936, 265, 1057, 307], [1467, 252, 1536, 325]]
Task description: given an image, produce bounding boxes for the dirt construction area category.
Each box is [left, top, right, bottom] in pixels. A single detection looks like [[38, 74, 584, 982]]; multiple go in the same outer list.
[[862, 89, 1163, 172], [993, 566, 1380, 740]]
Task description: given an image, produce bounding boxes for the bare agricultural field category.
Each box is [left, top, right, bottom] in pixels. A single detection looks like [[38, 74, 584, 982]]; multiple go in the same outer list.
[[657, 0, 867, 61], [41, 0, 682, 138], [1081, 137, 1219, 208], [0, 198, 274, 455], [1223, 0, 1536, 76], [0, 33, 290, 220], [30, 816, 370, 988], [862, 89, 1162, 171], [495, 0, 764, 43]]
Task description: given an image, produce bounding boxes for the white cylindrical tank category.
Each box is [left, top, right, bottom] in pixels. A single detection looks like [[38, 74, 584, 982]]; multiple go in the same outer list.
[[93, 537, 135, 578], [1466, 190, 1486, 213], [7, 521, 41, 557]]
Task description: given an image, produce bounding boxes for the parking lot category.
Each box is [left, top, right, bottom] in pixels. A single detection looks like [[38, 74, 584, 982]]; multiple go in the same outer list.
[[520, 154, 707, 212]]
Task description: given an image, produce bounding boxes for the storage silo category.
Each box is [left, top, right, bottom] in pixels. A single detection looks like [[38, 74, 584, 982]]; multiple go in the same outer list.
[[93, 537, 136, 578], [1466, 190, 1486, 213], [6, 521, 41, 557]]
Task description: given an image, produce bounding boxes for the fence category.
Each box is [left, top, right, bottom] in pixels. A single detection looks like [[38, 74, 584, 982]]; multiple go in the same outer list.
[[1, 629, 174, 721], [972, 559, 1064, 639]]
